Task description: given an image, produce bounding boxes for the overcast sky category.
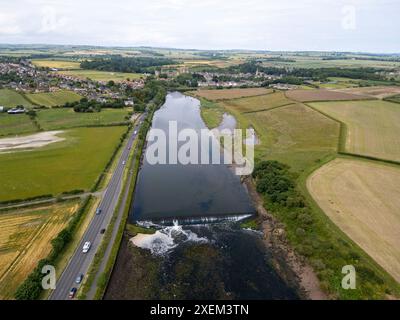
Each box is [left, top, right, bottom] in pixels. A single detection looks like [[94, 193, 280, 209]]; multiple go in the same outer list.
[[0, 0, 399, 53]]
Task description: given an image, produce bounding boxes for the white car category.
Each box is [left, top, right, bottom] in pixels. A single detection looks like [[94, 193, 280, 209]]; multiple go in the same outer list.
[[82, 241, 91, 253]]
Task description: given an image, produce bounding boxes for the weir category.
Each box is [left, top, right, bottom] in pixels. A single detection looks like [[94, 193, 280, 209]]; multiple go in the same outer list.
[[136, 213, 255, 227]]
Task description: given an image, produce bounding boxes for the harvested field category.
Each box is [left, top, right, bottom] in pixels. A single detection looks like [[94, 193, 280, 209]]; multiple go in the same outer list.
[[0, 200, 81, 299], [57, 70, 143, 82], [285, 89, 371, 102], [335, 86, 400, 99], [221, 91, 293, 113], [31, 59, 81, 70], [307, 158, 400, 283], [194, 88, 273, 101], [309, 100, 400, 162]]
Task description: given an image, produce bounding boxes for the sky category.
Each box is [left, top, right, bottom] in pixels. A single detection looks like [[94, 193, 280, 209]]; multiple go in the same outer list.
[[0, 0, 399, 53]]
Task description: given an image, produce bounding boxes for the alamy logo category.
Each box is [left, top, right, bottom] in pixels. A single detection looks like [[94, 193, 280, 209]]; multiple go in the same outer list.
[[145, 121, 255, 176], [41, 265, 56, 290], [341, 265, 356, 290]]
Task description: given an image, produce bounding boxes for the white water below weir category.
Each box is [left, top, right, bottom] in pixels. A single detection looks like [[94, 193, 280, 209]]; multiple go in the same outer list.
[[131, 220, 209, 256]]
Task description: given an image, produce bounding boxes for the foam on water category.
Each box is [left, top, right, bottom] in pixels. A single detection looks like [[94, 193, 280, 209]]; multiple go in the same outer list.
[[131, 220, 208, 256]]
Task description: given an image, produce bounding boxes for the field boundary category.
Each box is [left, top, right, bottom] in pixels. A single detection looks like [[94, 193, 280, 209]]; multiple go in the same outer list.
[[242, 102, 296, 114]]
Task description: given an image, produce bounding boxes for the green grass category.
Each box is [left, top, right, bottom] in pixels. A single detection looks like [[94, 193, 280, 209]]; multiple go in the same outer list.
[[36, 108, 130, 130], [198, 98, 225, 128], [0, 126, 126, 202], [384, 94, 400, 104], [0, 113, 37, 137], [222, 102, 340, 172], [26, 90, 82, 107], [222, 91, 293, 113], [0, 89, 33, 108], [57, 70, 144, 82], [126, 223, 156, 237], [309, 100, 400, 162]]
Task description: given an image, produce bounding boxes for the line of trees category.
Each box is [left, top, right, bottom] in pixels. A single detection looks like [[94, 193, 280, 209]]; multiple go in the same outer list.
[[80, 56, 177, 74]]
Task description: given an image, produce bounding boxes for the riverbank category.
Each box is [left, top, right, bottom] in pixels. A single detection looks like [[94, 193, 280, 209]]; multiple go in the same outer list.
[[243, 176, 327, 300]]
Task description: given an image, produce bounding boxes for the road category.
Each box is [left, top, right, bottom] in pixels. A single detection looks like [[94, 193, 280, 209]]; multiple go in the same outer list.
[[49, 115, 145, 300]]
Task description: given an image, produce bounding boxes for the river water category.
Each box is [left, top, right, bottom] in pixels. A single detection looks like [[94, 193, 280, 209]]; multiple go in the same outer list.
[[130, 92, 255, 223], [109, 92, 300, 300]]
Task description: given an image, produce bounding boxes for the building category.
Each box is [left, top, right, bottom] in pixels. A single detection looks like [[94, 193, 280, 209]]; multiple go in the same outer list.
[[7, 107, 26, 114]]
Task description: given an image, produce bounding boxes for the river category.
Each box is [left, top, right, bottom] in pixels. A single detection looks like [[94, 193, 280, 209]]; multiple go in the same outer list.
[[105, 92, 300, 300]]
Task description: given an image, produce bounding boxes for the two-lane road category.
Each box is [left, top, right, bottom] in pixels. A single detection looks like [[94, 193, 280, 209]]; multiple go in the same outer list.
[[50, 115, 145, 300]]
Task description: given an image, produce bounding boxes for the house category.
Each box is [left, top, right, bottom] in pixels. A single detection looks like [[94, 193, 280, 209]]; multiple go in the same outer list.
[[124, 100, 134, 106]]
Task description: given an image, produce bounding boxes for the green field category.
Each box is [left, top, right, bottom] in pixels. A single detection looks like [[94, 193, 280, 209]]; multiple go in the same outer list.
[[231, 103, 340, 172], [57, 70, 144, 82], [36, 108, 130, 130], [0, 89, 33, 108], [0, 126, 126, 201], [222, 91, 294, 113], [26, 90, 82, 107], [0, 113, 37, 137], [309, 100, 400, 162], [31, 59, 82, 70]]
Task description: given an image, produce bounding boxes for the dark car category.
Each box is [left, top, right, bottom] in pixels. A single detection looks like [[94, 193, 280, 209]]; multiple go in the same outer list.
[[75, 274, 84, 284], [69, 287, 77, 299], [100, 228, 106, 234], [96, 208, 102, 215]]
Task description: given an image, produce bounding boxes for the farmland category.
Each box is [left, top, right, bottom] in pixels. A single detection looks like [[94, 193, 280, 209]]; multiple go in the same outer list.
[[0, 126, 126, 201], [36, 108, 130, 130], [57, 69, 144, 82], [26, 90, 82, 107], [221, 91, 294, 113], [307, 158, 400, 283], [206, 88, 400, 298], [0, 89, 33, 108], [222, 101, 340, 171], [285, 89, 371, 102], [193, 88, 273, 101], [0, 200, 81, 299], [336, 86, 400, 99], [0, 113, 37, 137], [309, 100, 400, 162], [31, 59, 82, 70]]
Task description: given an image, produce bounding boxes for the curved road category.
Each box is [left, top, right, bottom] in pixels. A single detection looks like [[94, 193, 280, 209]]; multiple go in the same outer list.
[[49, 115, 145, 300]]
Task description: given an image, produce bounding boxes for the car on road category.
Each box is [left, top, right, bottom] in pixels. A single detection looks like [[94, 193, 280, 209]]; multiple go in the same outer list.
[[134, 130, 138, 135], [122, 160, 126, 165], [69, 287, 77, 299], [75, 274, 84, 284], [96, 208, 102, 215], [100, 228, 106, 234], [82, 241, 91, 253]]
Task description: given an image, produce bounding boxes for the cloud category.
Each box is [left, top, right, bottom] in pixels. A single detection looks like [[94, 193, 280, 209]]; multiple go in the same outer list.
[[0, 13, 22, 35], [39, 6, 68, 33], [0, 0, 399, 52]]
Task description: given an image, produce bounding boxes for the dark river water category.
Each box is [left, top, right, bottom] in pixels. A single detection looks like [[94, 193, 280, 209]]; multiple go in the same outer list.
[[110, 92, 300, 300], [130, 92, 255, 223]]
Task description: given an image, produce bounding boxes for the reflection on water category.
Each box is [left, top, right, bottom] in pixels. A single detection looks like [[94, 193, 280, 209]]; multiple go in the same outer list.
[[130, 92, 255, 222]]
